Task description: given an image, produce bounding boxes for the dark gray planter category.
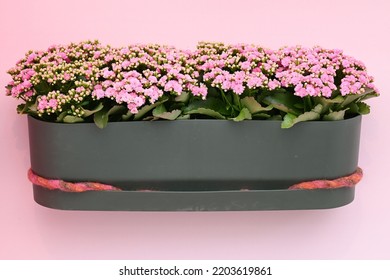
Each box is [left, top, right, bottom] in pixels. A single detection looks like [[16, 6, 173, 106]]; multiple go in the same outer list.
[[28, 115, 362, 211]]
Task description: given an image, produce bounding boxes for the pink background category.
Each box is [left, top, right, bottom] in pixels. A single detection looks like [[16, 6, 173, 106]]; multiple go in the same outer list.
[[0, 0, 389, 259]]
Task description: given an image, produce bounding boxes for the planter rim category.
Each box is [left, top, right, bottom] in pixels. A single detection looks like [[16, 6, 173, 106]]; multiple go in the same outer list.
[[28, 114, 362, 127]]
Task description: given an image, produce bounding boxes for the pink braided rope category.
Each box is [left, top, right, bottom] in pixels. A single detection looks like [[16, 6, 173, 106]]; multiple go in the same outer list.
[[288, 167, 363, 190], [28, 168, 363, 193], [28, 169, 121, 192]]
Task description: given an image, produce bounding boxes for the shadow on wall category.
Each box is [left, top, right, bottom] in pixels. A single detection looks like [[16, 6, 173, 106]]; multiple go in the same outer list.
[[31, 204, 362, 259]]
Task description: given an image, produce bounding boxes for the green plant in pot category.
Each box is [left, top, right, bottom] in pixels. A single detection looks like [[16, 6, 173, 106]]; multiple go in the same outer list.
[[5, 40, 379, 211]]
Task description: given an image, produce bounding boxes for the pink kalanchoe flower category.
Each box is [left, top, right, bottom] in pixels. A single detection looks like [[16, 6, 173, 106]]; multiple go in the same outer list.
[[189, 84, 208, 99], [21, 69, 35, 80], [164, 80, 182, 94], [93, 85, 106, 99], [127, 103, 139, 114], [5, 41, 379, 123], [104, 54, 114, 62], [64, 73, 71, 81], [268, 80, 280, 90], [48, 99, 58, 109], [247, 76, 262, 89], [222, 80, 232, 91], [144, 86, 163, 103], [102, 68, 115, 79], [294, 83, 307, 97], [104, 87, 116, 98], [27, 53, 37, 64], [148, 76, 158, 84], [240, 61, 251, 71], [93, 51, 101, 59], [37, 97, 48, 111], [75, 87, 84, 93], [120, 48, 129, 55], [22, 80, 32, 89], [281, 57, 291, 67], [305, 84, 317, 96], [321, 86, 332, 97], [102, 80, 113, 88], [231, 82, 245, 95], [25, 90, 34, 98], [122, 60, 131, 69]]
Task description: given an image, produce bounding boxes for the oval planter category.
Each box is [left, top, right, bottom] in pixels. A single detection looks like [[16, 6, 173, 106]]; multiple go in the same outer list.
[[28, 115, 362, 211]]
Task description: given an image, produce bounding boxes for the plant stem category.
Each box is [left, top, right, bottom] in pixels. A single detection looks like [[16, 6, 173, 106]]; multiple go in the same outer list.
[[233, 94, 242, 110], [219, 88, 233, 108], [304, 96, 313, 111]]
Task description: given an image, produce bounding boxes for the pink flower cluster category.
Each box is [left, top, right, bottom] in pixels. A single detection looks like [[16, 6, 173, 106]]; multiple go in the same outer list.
[[5, 40, 378, 119], [6, 40, 105, 116], [194, 42, 378, 98], [90, 45, 207, 114], [274, 46, 377, 97]]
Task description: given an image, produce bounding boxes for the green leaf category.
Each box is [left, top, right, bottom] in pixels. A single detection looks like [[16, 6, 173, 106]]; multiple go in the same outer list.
[[360, 87, 379, 100], [122, 110, 133, 121], [269, 115, 283, 120], [142, 116, 159, 121], [83, 103, 104, 117], [231, 108, 252, 121], [281, 104, 322, 129], [323, 109, 348, 121], [185, 108, 226, 119], [17, 100, 37, 115], [174, 91, 190, 102], [17, 103, 27, 114], [56, 111, 67, 122], [314, 95, 345, 105], [338, 89, 378, 109], [152, 104, 181, 120], [263, 92, 302, 115], [134, 96, 169, 120], [313, 96, 345, 114], [93, 109, 109, 129], [206, 87, 220, 98], [34, 80, 51, 95], [339, 94, 362, 108], [241, 97, 273, 114], [183, 97, 230, 116], [252, 113, 271, 119], [347, 103, 359, 114], [356, 102, 370, 114], [63, 115, 84, 123], [107, 105, 127, 116], [177, 114, 190, 120], [152, 103, 166, 115]]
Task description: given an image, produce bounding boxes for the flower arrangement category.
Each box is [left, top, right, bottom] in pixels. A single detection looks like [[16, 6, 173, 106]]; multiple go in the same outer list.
[[5, 40, 379, 128]]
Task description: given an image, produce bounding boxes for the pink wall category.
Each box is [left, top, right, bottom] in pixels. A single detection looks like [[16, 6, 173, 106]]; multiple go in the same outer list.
[[1, 0, 389, 259]]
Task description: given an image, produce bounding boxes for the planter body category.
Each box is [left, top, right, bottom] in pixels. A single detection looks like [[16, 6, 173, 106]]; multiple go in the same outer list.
[[28, 115, 362, 211]]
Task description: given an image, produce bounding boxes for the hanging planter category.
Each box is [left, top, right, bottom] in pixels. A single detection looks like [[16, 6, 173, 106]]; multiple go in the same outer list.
[[5, 41, 378, 211]]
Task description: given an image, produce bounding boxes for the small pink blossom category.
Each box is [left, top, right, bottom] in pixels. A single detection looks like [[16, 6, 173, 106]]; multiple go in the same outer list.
[[37, 97, 48, 111], [48, 99, 58, 108], [322, 86, 332, 97], [122, 60, 131, 68], [64, 73, 71, 81], [281, 57, 291, 67], [240, 61, 251, 70], [268, 80, 280, 90], [102, 68, 115, 79], [93, 51, 101, 59], [27, 53, 37, 63], [164, 80, 182, 94], [231, 82, 244, 94]]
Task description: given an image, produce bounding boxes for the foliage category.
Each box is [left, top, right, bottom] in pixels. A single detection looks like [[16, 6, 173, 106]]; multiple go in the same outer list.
[[5, 41, 379, 128]]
